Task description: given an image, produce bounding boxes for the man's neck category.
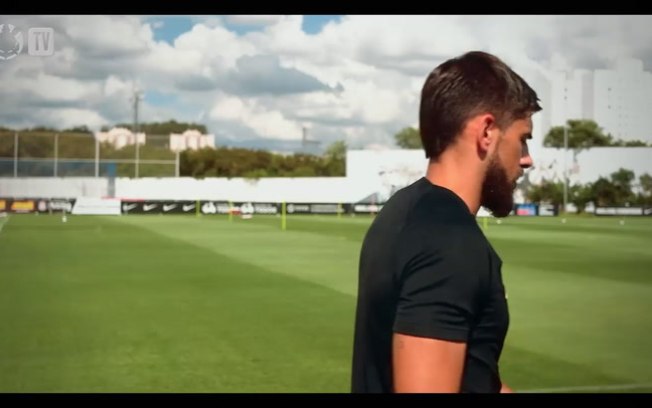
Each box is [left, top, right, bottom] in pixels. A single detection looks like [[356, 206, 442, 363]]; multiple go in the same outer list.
[[424, 152, 483, 215]]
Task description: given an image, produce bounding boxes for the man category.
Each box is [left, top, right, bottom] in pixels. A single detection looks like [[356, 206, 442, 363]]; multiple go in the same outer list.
[[350, 51, 541, 393]]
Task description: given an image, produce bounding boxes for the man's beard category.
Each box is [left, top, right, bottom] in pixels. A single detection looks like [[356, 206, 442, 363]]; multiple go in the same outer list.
[[481, 156, 516, 218]]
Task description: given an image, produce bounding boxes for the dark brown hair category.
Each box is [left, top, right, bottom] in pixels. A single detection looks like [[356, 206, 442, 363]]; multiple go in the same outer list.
[[419, 51, 542, 159]]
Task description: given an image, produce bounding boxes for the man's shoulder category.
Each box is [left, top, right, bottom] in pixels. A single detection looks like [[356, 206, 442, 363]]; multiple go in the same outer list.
[[370, 178, 428, 222], [408, 186, 477, 229], [399, 192, 487, 254], [371, 178, 482, 241]]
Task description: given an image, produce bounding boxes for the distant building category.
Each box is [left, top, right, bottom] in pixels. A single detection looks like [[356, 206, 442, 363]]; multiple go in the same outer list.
[[345, 147, 652, 204], [592, 59, 652, 142], [549, 58, 652, 143], [169, 129, 215, 152], [95, 127, 145, 149]]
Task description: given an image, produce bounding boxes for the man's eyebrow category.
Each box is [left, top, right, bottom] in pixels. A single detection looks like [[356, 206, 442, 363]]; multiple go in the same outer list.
[[522, 133, 532, 140]]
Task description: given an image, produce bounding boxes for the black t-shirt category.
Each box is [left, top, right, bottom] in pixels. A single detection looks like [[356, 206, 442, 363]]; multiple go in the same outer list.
[[351, 177, 509, 393]]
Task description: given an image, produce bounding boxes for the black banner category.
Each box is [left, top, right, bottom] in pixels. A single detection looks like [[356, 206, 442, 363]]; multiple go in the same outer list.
[[200, 202, 279, 215], [513, 203, 559, 216], [0, 198, 383, 216], [121, 201, 199, 214], [352, 203, 383, 214], [0, 198, 76, 214], [595, 207, 645, 216], [285, 203, 348, 214]]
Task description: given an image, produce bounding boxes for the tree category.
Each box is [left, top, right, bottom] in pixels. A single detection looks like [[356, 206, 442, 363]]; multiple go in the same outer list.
[[394, 127, 422, 149], [610, 168, 636, 205], [526, 180, 564, 207], [592, 177, 619, 207], [569, 183, 594, 214], [324, 140, 346, 162], [115, 120, 209, 135], [640, 173, 652, 195], [323, 140, 346, 176], [638, 173, 652, 207], [613, 139, 650, 147], [62, 125, 91, 133], [543, 119, 613, 150], [543, 119, 652, 149], [610, 168, 635, 190]]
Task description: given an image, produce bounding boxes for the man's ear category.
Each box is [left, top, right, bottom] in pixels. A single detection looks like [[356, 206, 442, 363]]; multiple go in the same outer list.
[[476, 114, 497, 154]]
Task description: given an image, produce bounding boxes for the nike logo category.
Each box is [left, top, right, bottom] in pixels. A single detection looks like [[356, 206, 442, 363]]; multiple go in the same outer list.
[[123, 203, 137, 211], [163, 204, 177, 212], [182, 204, 195, 212], [143, 204, 157, 211]]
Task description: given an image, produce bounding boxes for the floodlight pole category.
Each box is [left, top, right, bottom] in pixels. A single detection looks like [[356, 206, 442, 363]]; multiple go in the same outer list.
[[132, 87, 143, 178], [563, 124, 568, 214]]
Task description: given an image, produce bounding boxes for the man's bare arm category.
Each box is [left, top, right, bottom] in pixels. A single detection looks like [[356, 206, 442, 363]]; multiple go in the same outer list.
[[392, 333, 467, 393]]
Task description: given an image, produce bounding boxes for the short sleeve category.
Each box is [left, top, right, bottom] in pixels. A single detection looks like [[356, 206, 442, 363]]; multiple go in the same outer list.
[[393, 232, 484, 342]]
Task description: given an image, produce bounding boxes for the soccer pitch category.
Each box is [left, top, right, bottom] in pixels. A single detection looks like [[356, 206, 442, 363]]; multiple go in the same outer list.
[[0, 213, 651, 393]]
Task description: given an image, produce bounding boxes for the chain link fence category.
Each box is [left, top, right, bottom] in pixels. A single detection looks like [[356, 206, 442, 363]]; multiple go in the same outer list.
[[0, 132, 179, 178]]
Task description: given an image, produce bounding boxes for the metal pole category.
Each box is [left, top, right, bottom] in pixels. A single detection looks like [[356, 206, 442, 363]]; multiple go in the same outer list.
[[563, 124, 568, 214], [13, 132, 18, 177], [54, 133, 58, 177], [175, 150, 180, 177], [135, 134, 140, 178], [133, 89, 141, 179], [95, 136, 99, 177]]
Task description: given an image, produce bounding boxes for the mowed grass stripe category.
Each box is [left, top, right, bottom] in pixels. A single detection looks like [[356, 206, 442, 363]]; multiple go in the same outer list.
[[115, 214, 652, 388], [113, 215, 363, 296], [486, 221, 652, 285], [498, 267, 652, 385], [500, 344, 630, 390], [0, 215, 354, 392], [489, 222, 652, 386], [4, 213, 651, 392]]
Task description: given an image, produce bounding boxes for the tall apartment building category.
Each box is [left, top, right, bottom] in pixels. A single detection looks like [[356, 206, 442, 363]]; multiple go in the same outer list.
[[549, 58, 652, 143]]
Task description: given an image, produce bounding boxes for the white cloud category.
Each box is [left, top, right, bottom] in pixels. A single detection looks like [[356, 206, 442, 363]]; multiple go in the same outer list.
[[4, 72, 101, 102], [62, 15, 153, 57], [42, 108, 107, 130], [103, 75, 131, 97], [210, 95, 245, 121], [209, 93, 302, 140], [2, 14, 652, 149], [171, 23, 257, 71]]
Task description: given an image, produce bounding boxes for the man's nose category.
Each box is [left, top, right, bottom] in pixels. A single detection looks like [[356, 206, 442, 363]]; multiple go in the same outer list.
[[520, 143, 533, 169]]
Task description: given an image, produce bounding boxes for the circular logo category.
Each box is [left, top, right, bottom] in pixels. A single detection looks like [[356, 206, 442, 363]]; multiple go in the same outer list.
[[0, 24, 24, 60], [241, 202, 254, 215]]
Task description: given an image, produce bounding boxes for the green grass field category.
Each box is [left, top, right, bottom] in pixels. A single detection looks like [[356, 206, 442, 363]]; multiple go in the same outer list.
[[0, 213, 651, 393]]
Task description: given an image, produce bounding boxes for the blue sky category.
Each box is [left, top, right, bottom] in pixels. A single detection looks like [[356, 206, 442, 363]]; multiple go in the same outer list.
[[148, 15, 342, 44]]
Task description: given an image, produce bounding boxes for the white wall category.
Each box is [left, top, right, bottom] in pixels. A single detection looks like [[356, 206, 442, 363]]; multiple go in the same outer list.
[[0, 176, 375, 203], [0, 178, 107, 198], [346, 149, 428, 202], [2, 147, 651, 202], [527, 147, 652, 191], [115, 177, 369, 203]]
